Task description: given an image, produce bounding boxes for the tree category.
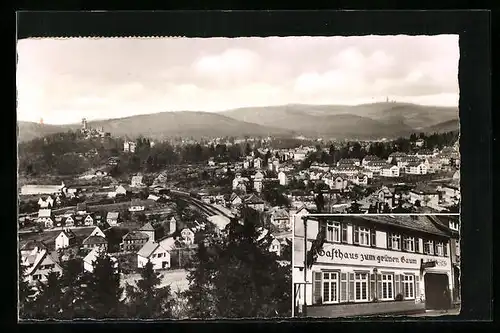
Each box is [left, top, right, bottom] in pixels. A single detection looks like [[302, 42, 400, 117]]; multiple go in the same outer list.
[[83, 251, 124, 318], [18, 259, 35, 319], [59, 258, 87, 319], [368, 204, 378, 214], [125, 260, 174, 319], [245, 143, 252, 156], [348, 202, 362, 213], [315, 192, 325, 212], [382, 203, 392, 213], [184, 215, 291, 318], [306, 220, 326, 269], [31, 271, 63, 319], [183, 240, 218, 318]]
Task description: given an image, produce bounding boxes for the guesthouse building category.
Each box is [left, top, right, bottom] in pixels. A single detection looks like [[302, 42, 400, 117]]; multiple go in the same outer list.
[[293, 215, 455, 318]]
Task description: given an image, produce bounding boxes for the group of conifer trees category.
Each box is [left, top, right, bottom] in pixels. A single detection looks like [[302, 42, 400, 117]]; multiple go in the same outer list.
[[19, 214, 292, 320]]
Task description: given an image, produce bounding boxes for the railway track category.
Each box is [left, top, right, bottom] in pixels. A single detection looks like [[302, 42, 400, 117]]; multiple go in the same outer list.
[[170, 189, 232, 219]]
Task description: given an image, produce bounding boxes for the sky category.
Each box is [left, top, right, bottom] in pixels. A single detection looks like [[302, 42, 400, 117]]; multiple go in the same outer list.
[[17, 35, 459, 125]]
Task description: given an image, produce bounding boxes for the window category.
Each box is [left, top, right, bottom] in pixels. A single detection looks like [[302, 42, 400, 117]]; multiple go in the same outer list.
[[33, 274, 41, 280], [403, 237, 415, 252], [354, 227, 370, 246], [435, 242, 444, 256], [415, 237, 420, 252], [341, 224, 348, 243], [381, 274, 394, 300], [322, 272, 339, 303], [389, 233, 401, 250], [340, 273, 348, 302], [354, 272, 369, 301], [424, 240, 434, 255], [326, 222, 341, 242], [402, 275, 415, 299]]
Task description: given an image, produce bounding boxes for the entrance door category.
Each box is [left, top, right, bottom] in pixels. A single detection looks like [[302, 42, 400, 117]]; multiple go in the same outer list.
[[162, 261, 167, 269], [424, 273, 450, 310], [322, 272, 339, 304]]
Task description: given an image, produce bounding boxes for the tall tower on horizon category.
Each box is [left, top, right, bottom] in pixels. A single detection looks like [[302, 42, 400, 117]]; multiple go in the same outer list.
[[82, 118, 88, 130]]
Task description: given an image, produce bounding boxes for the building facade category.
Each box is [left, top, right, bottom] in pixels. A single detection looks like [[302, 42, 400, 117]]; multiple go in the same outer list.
[[293, 215, 455, 317]]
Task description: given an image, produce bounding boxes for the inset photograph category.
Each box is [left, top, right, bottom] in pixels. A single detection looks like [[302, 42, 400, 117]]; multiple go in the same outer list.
[[292, 214, 460, 318]]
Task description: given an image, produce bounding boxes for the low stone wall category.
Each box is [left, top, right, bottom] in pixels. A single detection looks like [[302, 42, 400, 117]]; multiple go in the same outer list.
[[306, 300, 425, 318]]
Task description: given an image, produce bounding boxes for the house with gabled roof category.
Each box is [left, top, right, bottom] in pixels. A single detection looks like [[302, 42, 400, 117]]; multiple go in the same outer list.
[[55, 229, 77, 250], [244, 194, 265, 212], [38, 196, 54, 209], [82, 234, 108, 251], [139, 222, 157, 242], [180, 228, 195, 245], [120, 230, 150, 252], [20, 240, 48, 259], [362, 155, 381, 166], [137, 241, 171, 270], [229, 192, 243, 207], [76, 203, 87, 215], [380, 164, 400, 178], [83, 214, 94, 226], [23, 249, 63, 285], [406, 161, 428, 175], [106, 212, 120, 226], [64, 215, 75, 227], [83, 247, 119, 273], [36, 209, 54, 228]]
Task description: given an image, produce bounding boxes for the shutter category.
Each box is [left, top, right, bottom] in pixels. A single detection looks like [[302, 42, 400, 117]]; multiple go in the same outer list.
[[370, 229, 376, 247], [415, 237, 420, 252], [348, 273, 355, 302], [400, 274, 405, 298], [353, 226, 359, 244], [377, 274, 383, 299], [340, 273, 347, 302], [387, 233, 392, 250], [370, 273, 376, 300], [313, 272, 322, 304], [341, 224, 348, 243], [395, 274, 400, 296], [415, 275, 420, 299]]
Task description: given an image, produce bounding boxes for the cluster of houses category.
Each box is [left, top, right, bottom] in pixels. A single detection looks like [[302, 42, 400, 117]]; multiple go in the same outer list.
[[28, 202, 122, 230]]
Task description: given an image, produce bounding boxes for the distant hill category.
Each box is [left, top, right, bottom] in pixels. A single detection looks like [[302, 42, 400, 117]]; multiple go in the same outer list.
[[17, 112, 293, 142], [17, 122, 79, 142], [420, 119, 460, 133], [219, 102, 458, 138], [17, 102, 459, 142]]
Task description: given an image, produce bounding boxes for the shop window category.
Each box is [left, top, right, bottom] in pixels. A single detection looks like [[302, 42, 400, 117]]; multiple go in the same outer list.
[[381, 274, 394, 300], [326, 222, 341, 242], [322, 272, 339, 304], [402, 274, 415, 299], [403, 237, 415, 252], [354, 226, 370, 246], [354, 272, 369, 302], [424, 240, 434, 255]]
